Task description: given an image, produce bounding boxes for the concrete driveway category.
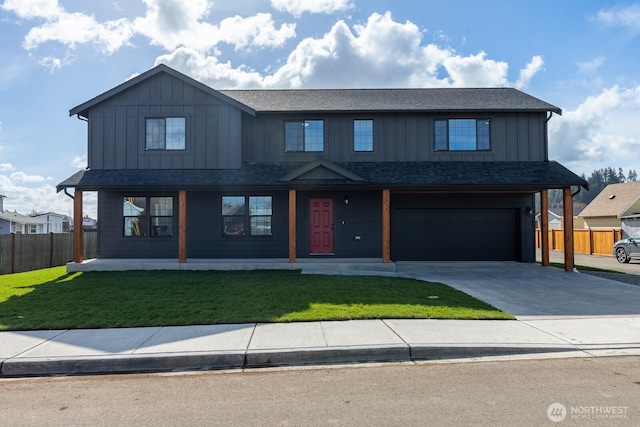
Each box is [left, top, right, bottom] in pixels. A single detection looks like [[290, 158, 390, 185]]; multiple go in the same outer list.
[[396, 261, 640, 319]]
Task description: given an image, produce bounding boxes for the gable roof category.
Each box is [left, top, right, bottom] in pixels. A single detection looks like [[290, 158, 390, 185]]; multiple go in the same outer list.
[[579, 181, 640, 218], [219, 87, 562, 114], [278, 159, 367, 182], [69, 64, 561, 118], [69, 64, 255, 118]]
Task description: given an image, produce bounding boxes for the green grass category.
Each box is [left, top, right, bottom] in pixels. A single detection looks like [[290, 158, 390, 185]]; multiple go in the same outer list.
[[541, 262, 623, 273], [0, 266, 513, 331]]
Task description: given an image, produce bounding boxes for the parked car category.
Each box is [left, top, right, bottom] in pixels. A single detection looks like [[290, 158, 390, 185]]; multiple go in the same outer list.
[[613, 232, 640, 263]]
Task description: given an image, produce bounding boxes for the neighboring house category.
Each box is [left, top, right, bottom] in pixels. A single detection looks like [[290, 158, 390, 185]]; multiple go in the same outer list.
[[68, 215, 98, 232], [31, 212, 66, 233], [536, 209, 563, 230], [535, 207, 586, 230], [57, 64, 586, 263], [0, 196, 51, 234], [579, 181, 640, 238], [0, 211, 48, 234]]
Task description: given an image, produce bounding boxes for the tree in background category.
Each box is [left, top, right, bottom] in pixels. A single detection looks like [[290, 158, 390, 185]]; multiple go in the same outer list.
[[548, 167, 638, 209]]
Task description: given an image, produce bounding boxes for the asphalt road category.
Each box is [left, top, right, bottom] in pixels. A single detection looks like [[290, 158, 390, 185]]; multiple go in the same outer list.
[[2, 356, 638, 426]]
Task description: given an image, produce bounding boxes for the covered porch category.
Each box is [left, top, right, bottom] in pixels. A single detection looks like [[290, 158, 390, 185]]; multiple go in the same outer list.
[[58, 161, 588, 272]]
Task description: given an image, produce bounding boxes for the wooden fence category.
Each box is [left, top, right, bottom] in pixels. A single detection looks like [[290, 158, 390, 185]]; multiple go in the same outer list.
[[0, 232, 97, 275], [535, 229, 622, 256]]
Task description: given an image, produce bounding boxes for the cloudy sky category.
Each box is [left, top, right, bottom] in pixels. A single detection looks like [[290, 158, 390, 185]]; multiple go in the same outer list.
[[1, 0, 640, 218]]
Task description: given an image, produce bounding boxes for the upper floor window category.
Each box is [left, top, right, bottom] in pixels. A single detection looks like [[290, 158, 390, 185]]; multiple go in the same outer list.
[[354, 119, 373, 152], [285, 120, 323, 152], [146, 117, 186, 150], [435, 119, 490, 151]]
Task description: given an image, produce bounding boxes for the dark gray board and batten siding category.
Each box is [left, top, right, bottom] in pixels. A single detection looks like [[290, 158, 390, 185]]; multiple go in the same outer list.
[[97, 190, 383, 259], [81, 71, 551, 170], [240, 111, 549, 164], [87, 73, 243, 171]]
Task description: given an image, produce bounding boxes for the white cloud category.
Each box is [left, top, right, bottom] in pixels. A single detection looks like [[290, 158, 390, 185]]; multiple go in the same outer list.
[[156, 48, 266, 88], [0, 163, 15, 171], [3, 0, 133, 56], [158, 12, 536, 90], [71, 155, 87, 169], [595, 4, 640, 32], [577, 56, 605, 74], [37, 54, 76, 72], [23, 12, 133, 54], [1, 0, 63, 20], [10, 171, 47, 183], [270, 0, 353, 17], [0, 173, 97, 218], [5, 0, 296, 69], [218, 13, 296, 50], [515, 55, 544, 89], [133, 0, 215, 51], [5, 3, 541, 91], [549, 85, 640, 174], [134, 0, 295, 52], [442, 51, 508, 87]]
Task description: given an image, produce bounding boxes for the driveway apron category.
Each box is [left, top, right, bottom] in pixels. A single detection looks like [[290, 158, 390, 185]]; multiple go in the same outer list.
[[395, 261, 640, 318]]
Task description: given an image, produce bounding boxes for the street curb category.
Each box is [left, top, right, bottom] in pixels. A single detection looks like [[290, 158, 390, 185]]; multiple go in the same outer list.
[[409, 345, 579, 360], [1, 352, 245, 377], [245, 345, 411, 367], [1, 345, 587, 377]]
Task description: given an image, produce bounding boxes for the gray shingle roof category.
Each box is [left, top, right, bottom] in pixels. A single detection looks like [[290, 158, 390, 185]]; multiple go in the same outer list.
[[58, 161, 585, 192], [69, 64, 561, 117], [219, 88, 562, 114], [579, 181, 640, 218], [69, 64, 255, 118]]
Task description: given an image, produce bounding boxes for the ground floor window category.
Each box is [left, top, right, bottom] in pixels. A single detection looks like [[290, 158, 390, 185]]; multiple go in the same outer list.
[[222, 195, 272, 237], [123, 196, 173, 237]]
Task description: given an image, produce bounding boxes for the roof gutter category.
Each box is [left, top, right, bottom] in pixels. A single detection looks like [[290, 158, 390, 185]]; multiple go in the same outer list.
[[572, 186, 582, 197], [544, 111, 554, 161]]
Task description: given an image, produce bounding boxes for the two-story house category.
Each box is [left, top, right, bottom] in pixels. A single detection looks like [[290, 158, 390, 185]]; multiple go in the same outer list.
[[57, 64, 587, 268]]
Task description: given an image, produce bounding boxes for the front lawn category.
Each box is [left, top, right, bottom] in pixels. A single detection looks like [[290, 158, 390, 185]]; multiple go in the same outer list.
[[0, 267, 513, 331]]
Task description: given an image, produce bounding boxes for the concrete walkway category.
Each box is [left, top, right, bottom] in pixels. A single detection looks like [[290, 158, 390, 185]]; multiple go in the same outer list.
[[2, 261, 639, 377]]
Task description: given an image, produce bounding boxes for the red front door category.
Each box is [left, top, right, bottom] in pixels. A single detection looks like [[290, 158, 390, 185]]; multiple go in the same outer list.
[[310, 199, 334, 254]]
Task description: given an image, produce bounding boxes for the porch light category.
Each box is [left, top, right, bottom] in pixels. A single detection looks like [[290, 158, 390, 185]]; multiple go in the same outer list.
[[344, 196, 349, 205]]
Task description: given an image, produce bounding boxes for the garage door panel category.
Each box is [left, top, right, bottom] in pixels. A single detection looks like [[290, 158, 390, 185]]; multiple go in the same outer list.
[[393, 208, 518, 261]]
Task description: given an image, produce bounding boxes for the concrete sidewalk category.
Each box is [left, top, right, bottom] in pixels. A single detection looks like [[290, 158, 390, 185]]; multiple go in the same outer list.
[[2, 316, 639, 377], [2, 261, 640, 377]]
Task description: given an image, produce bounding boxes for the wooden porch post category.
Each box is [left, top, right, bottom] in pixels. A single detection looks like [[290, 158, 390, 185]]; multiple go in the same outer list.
[[289, 189, 296, 263], [178, 190, 187, 263], [540, 190, 550, 266], [382, 189, 390, 263], [73, 190, 83, 263], [563, 187, 574, 271]]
